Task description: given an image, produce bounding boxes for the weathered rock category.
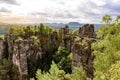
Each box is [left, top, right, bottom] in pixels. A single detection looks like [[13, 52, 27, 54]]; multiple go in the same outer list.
[[12, 40, 29, 80], [61, 25, 69, 36], [72, 38, 94, 78], [60, 25, 70, 46], [65, 25, 69, 34], [56, 24, 95, 79], [51, 31, 58, 45], [79, 24, 94, 38], [72, 24, 95, 78]]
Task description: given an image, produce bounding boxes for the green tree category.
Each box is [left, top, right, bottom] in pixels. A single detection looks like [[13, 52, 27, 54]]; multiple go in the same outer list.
[[32, 61, 69, 80], [115, 15, 120, 23], [92, 15, 120, 80], [53, 46, 72, 73], [102, 14, 112, 23], [0, 58, 12, 80], [70, 30, 78, 35], [32, 61, 90, 80]]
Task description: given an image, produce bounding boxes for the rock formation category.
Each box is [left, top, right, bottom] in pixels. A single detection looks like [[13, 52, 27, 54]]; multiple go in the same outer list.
[[0, 24, 95, 80], [57, 24, 95, 78], [71, 38, 94, 78], [79, 24, 94, 38], [12, 40, 29, 80]]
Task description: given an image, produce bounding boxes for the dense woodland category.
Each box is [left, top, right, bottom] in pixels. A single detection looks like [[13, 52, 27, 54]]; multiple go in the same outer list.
[[0, 15, 120, 80]]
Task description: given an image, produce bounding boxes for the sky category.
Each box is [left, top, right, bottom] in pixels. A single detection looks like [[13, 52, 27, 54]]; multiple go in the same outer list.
[[0, 0, 120, 24]]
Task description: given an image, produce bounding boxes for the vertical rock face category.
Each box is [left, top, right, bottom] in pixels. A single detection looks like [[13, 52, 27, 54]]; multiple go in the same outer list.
[[57, 24, 95, 78], [0, 38, 4, 61], [64, 25, 69, 34], [61, 25, 69, 36], [79, 24, 94, 38], [72, 39, 94, 78], [61, 25, 70, 46], [51, 31, 58, 45], [65, 36, 72, 52], [72, 24, 95, 78], [12, 39, 43, 80], [12, 40, 29, 80]]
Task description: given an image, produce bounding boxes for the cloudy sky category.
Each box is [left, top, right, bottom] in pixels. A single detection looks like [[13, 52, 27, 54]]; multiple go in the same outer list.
[[0, 0, 120, 24]]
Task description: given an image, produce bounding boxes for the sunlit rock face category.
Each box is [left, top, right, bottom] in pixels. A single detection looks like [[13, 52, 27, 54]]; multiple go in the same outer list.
[[12, 39, 43, 80], [12, 41, 29, 80]]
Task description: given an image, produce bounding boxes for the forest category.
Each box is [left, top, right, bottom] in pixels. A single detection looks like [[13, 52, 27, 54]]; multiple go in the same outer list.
[[0, 15, 120, 80]]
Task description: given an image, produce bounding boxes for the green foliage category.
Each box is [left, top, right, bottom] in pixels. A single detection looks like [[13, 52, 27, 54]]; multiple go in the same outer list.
[[27, 57, 38, 78], [0, 34, 4, 39], [53, 46, 72, 73], [53, 47, 69, 63], [36, 62, 70, 80], [70, 30, 78, 35], [0, 58, 12, 80], [92, 15, 120, 80], [102, 14, 112, 23], [115, 15, 120, 23], [70, 67, 89, 80], [38, 23, 53, 36], [31, 36, 41, 47], [33, 61, 89, 80], [8, 23, 53, 38], [108, 61, 120, 80], [23, 26, 35, 37], [30, 78, 35, 80]]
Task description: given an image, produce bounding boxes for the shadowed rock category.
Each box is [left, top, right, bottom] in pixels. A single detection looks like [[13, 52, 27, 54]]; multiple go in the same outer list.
[[0, 38, 4, 61]]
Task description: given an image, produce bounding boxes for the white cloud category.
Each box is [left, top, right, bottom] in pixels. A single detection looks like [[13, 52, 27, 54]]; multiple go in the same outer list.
[[0, 0, 19, 5], [90, 0, 106, 6], [0, 0, 120, 23], [0, 7, 11, 13]]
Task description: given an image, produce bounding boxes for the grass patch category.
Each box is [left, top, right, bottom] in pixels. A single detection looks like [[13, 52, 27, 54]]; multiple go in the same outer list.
[[0, 34, 4, 39]]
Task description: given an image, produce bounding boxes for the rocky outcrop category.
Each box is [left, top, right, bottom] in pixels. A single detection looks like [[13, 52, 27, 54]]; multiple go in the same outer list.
[[12, 38, 44, 79], [71, 38, 94, 78], [61, 25, 69, 36], [12, 40, 29, 80], [79, 24, 94, 38], [51, 31, 58, 45], [60, 25, 70, 47], [71, 24, 94, 78], [0, 24, 95, 80], [57, 24, 95, 78]]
